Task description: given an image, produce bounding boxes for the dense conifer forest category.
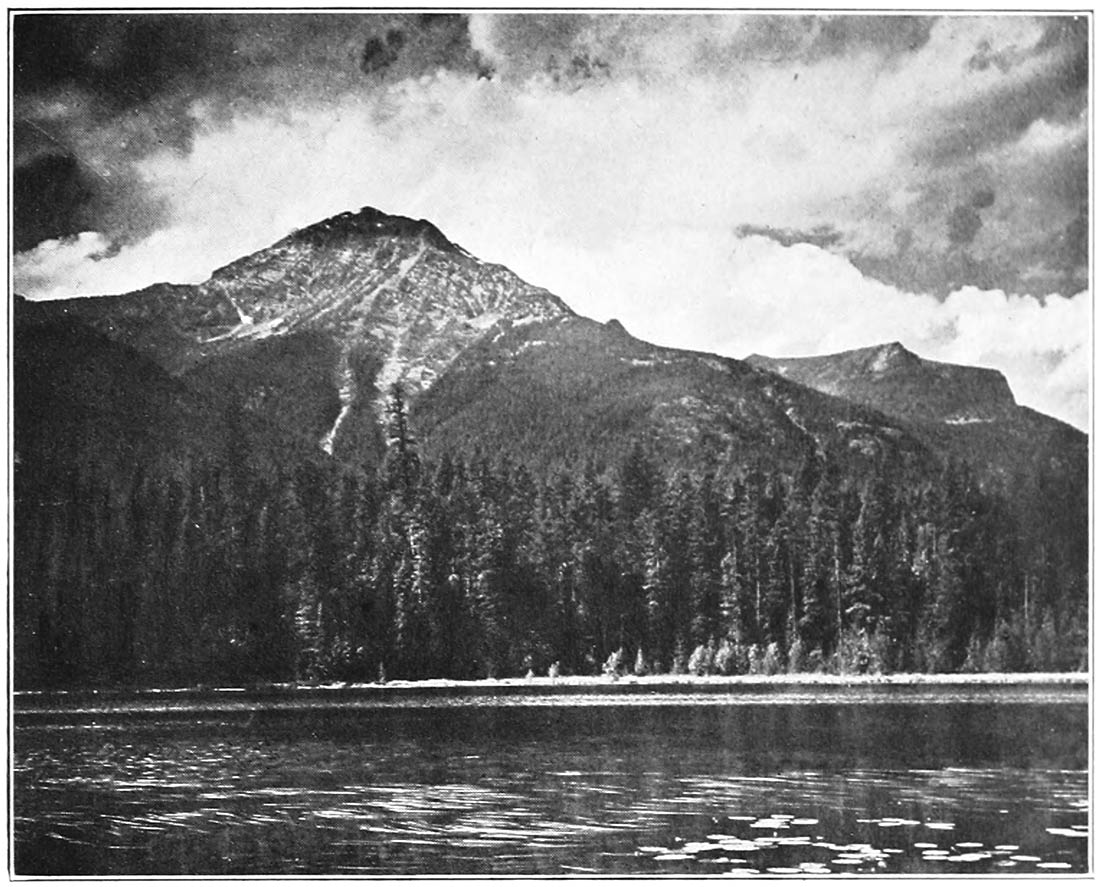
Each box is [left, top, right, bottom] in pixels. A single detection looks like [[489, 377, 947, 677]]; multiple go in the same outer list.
[[13, 383, 1087, 689]]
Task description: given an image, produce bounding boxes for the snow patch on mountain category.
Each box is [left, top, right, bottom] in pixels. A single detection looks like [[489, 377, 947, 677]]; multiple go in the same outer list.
[[321, 350, 357, 456], [468, 311, 503, 331], [945, 415, 994, 426]]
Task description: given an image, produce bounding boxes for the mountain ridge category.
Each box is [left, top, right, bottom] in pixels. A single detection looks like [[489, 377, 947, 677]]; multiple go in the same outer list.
[[26, 205, 931, 474], [19, 204, 1084, 493], [745, 341, 1087, 577]]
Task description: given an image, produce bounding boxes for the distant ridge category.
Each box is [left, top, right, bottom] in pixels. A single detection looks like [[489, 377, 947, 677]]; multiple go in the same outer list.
[[747, 342, 1017, 425], [746, 342, 1086, 565]]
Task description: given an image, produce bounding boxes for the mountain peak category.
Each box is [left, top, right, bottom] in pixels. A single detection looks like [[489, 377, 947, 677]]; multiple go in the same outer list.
[[285, 206, 460, 253], [36, 203, 574, 454]]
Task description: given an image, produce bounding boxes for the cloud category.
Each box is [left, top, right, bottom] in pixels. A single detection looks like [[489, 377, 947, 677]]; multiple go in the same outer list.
[[12, 150, 95, 251], [13, 230, 215, 300], [533, 231, 1089, 429], [15, 13, 1087, 298], [12, 13, 483, 247], [11, 13, 1089, 429]]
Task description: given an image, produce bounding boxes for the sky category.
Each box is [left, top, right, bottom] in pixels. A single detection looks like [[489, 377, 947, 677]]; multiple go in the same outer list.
[[11, 11, 1091, 429]]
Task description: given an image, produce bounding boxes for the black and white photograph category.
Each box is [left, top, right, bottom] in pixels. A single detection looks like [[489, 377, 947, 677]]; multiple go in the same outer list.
[[8, 7, 1091, 877]]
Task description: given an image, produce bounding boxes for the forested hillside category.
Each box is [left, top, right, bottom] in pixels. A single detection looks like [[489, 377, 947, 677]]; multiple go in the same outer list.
[[14, 378, 1085, 688]]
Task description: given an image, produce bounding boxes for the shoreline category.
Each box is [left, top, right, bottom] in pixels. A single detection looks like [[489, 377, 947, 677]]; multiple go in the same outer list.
[[14, 670, 1090, 694], [13, 673, 1089, 719]]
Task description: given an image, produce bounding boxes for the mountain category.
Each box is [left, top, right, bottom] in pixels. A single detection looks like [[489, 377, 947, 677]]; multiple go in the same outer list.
[[747, 342, 1088, 583], [746, 342, 1017, 426], [29, 206, 929, 475], [13, 205, 1088, 688], [746, 342, 1086, 490], [41, 207, 571, 460]]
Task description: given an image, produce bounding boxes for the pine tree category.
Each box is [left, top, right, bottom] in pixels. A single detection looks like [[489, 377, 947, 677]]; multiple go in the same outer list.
[[619, 440, 659, 523], [736, 470, 766, 644], [843, 477, 890, 634], [799, 470, 842, 656], [382, 383, 421, 499], [688, 472, 723, 646]]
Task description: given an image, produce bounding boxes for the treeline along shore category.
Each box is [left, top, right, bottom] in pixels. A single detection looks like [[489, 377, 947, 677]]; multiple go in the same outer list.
[[14, 386, 1087, 690]]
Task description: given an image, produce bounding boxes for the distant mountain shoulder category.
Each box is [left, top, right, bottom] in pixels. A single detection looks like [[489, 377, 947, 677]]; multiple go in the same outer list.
[[747, 342, 1018, 426], [745, 343, 1085, 470], [747, 342, 1087, 575]]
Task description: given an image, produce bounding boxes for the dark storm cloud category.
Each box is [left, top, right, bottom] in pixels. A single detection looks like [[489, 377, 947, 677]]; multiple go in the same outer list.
[[840, 16, 1088, 299], [13, 15, 229, 110], [14, 15, 255, 246], [12, 151, 94, 252], [12, 12, 483, 251], [12, 14, 231, 244], [361, 29, 407, 75], [851, 246, 1002, 299], [852, 142, 1086, 298]]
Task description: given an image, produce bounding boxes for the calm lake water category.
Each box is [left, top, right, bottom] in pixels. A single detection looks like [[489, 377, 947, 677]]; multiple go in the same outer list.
[[14, 690, 1089, 875]]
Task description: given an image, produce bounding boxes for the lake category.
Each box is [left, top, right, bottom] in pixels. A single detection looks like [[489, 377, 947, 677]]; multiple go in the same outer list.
[[13, 685, 1089, 875]]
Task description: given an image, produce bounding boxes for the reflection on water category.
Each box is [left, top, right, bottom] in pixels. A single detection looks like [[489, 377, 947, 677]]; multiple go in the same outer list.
[[14, 701, 1088, 875]]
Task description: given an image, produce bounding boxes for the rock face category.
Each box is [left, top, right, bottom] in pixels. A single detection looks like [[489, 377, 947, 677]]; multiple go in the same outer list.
[[747, 342, 1017, 425], [37, 207, 572, 455], [55, 207, 571, 374]]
